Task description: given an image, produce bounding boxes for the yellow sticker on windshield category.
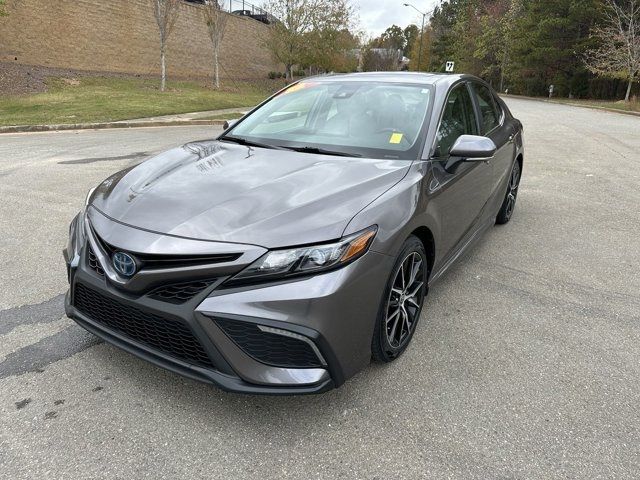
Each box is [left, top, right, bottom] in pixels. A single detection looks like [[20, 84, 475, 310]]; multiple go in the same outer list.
[[389, 133, 404, 144]]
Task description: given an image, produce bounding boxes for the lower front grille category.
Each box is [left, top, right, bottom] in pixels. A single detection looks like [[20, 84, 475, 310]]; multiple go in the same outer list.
[[215, 318, 323, 368], [74, 283, 214, 369]]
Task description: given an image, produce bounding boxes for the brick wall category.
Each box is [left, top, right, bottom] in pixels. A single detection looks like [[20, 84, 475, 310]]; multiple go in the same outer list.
[[0, 0, 278, 80]]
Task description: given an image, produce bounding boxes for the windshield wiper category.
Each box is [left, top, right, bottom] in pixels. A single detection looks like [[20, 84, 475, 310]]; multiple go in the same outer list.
[[220, 136, 282, 150], [278, 145, 362, 157]]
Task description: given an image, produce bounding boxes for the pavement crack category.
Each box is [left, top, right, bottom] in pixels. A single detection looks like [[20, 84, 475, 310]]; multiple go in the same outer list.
[[58, 151, 151, 165], [0, 294, 66, 335], [0, 325, 102, 379]]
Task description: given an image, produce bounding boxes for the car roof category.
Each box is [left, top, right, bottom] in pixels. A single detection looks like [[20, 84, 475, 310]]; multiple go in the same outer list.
[[306, 72, 478, 88]]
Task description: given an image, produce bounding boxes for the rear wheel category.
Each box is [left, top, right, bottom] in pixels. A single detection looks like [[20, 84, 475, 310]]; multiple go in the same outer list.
[[372, 236, 427, 362], [496, 159, 521, 224]]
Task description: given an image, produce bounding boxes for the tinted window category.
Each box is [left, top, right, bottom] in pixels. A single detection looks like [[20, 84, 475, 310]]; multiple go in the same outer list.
[[435, 84, 478, 157], [471, 83, 501, 134], [228, 81, 433, 160]]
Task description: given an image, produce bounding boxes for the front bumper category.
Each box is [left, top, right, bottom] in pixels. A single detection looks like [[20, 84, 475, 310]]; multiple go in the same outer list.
[[64, 214, 393, 394]]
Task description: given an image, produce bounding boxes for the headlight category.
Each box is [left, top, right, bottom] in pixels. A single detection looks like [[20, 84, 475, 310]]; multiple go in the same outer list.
[[229, 226, 377, 284]]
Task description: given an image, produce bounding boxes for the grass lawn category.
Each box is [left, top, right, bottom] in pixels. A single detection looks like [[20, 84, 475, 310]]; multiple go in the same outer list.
[[0, 76, 278, 126]]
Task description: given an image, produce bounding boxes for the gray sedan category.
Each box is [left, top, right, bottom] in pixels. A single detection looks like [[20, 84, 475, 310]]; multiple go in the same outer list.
[[63, 72, 524, 394]]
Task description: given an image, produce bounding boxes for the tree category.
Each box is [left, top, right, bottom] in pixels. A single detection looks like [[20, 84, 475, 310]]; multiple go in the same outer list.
[[264, 0, 353, 79], [408, 26, 431, 71], [427, 0, 459, 71], [403, 24, 420, 57], [375, 25, 407, 51], [203, 0, 228, 89], [474, 0, 521, 91], [584, 0, 640, 101], [508, 0, 600, 96], [361, 46, 402, 71], [303, 28, 359, 73], [153, 0, 180, 92]]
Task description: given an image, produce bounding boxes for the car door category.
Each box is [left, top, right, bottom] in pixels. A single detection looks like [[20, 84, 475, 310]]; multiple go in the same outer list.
[[428, 82, 492, 262], [469, 82, 516, 207]]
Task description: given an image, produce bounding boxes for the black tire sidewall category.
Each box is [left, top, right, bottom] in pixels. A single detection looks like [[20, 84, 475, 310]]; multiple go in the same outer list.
[[496, 160, 520, 224], [372, 235, 428, 363]]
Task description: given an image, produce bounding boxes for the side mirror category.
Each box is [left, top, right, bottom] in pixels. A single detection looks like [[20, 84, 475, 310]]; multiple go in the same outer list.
[[223, 119, 239, 131], [449, 135, 497, 160]]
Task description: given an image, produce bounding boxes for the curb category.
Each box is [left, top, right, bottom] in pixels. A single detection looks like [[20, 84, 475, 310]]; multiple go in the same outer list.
[[501, 94, 640, 118], [0, 119, 231, 134]]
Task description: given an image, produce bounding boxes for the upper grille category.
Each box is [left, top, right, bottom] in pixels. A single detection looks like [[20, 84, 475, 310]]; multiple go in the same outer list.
[[87, 246, 104, 277], [92, 231, 241, 270], [148, 279, 216, 304], [215, 318, 323, 368], [74, 283, 214, 369]]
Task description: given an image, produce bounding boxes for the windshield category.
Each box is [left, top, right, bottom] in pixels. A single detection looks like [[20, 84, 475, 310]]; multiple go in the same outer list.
[[223, 81, 433, 160]]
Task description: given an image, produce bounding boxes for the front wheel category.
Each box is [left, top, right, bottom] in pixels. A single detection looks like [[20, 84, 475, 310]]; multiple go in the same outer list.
[[496, 159, 521, 224], [371, 236, 427, 362]]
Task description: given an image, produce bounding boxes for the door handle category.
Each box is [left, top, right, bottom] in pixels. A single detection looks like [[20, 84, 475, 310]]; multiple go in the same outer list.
[[508, 134, 515, 144]]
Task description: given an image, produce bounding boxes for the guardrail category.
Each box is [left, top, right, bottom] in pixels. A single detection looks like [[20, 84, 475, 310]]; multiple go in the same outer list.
[[225, 0, 269, 16], [184, 0, 274, 23]]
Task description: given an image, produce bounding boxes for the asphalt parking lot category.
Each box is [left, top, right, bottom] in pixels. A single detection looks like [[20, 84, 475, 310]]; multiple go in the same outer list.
[[1, 98, 639, 479]]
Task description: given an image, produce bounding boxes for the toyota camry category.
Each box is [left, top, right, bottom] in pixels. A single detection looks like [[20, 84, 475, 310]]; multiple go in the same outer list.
[[63, 72, 524, 394]]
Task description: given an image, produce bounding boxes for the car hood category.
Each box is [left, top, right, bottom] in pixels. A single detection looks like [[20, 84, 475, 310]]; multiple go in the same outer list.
[[90, 141, 410, 248]]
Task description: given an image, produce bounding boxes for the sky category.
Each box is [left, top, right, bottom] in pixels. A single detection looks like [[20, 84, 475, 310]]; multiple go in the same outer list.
[[351, 0, 440, 38]]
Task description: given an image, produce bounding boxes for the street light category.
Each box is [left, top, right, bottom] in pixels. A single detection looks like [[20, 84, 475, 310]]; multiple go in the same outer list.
[[403, 3, 427, 72]]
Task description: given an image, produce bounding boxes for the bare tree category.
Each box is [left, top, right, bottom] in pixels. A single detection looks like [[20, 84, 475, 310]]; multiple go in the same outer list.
[[264, 0, 352, 80], [584, 0, 640, 102], [153, 0, 181, 92], [361, 47, 402, 72], [203, 0, 228, 89]]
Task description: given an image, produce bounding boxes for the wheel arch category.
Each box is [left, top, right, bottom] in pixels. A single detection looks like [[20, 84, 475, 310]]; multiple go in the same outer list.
[[410, 226, 435, 278]]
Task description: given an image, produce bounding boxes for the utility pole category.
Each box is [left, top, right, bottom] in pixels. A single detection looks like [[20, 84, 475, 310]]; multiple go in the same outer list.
[[404, 3, 427, 71]]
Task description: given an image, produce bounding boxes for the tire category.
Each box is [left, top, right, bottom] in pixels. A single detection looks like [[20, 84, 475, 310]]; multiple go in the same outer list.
[[371, 235, 428, 363], [496, 159, 521, 225]]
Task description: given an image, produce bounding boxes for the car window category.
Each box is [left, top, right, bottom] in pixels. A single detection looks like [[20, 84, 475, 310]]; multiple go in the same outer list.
[[434, 84, 478, 157], [471, 83, 501, 134], [226, 81, 433, 160]]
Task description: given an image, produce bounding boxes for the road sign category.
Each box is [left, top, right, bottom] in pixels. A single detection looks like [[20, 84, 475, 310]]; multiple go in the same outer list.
[[445, 61, 455, 72]]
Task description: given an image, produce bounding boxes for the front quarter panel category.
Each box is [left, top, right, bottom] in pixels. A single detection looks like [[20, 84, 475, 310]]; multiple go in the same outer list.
[[343, 160, 439, 270]]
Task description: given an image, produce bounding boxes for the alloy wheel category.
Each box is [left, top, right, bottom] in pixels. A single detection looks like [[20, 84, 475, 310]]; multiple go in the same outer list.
[[505, 162, 521, 219], [385, 252, 426, 350]]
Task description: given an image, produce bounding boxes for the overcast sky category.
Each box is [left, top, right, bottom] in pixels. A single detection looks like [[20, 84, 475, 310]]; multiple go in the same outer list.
[[351, 0, 440, 38]]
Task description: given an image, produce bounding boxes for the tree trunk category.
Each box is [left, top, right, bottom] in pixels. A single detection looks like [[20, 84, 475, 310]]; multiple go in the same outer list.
[[285, 64, 293, 81], [625, 75, 633, 102], [214, 48, 220, 89], [161, 46, 167, 92]]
